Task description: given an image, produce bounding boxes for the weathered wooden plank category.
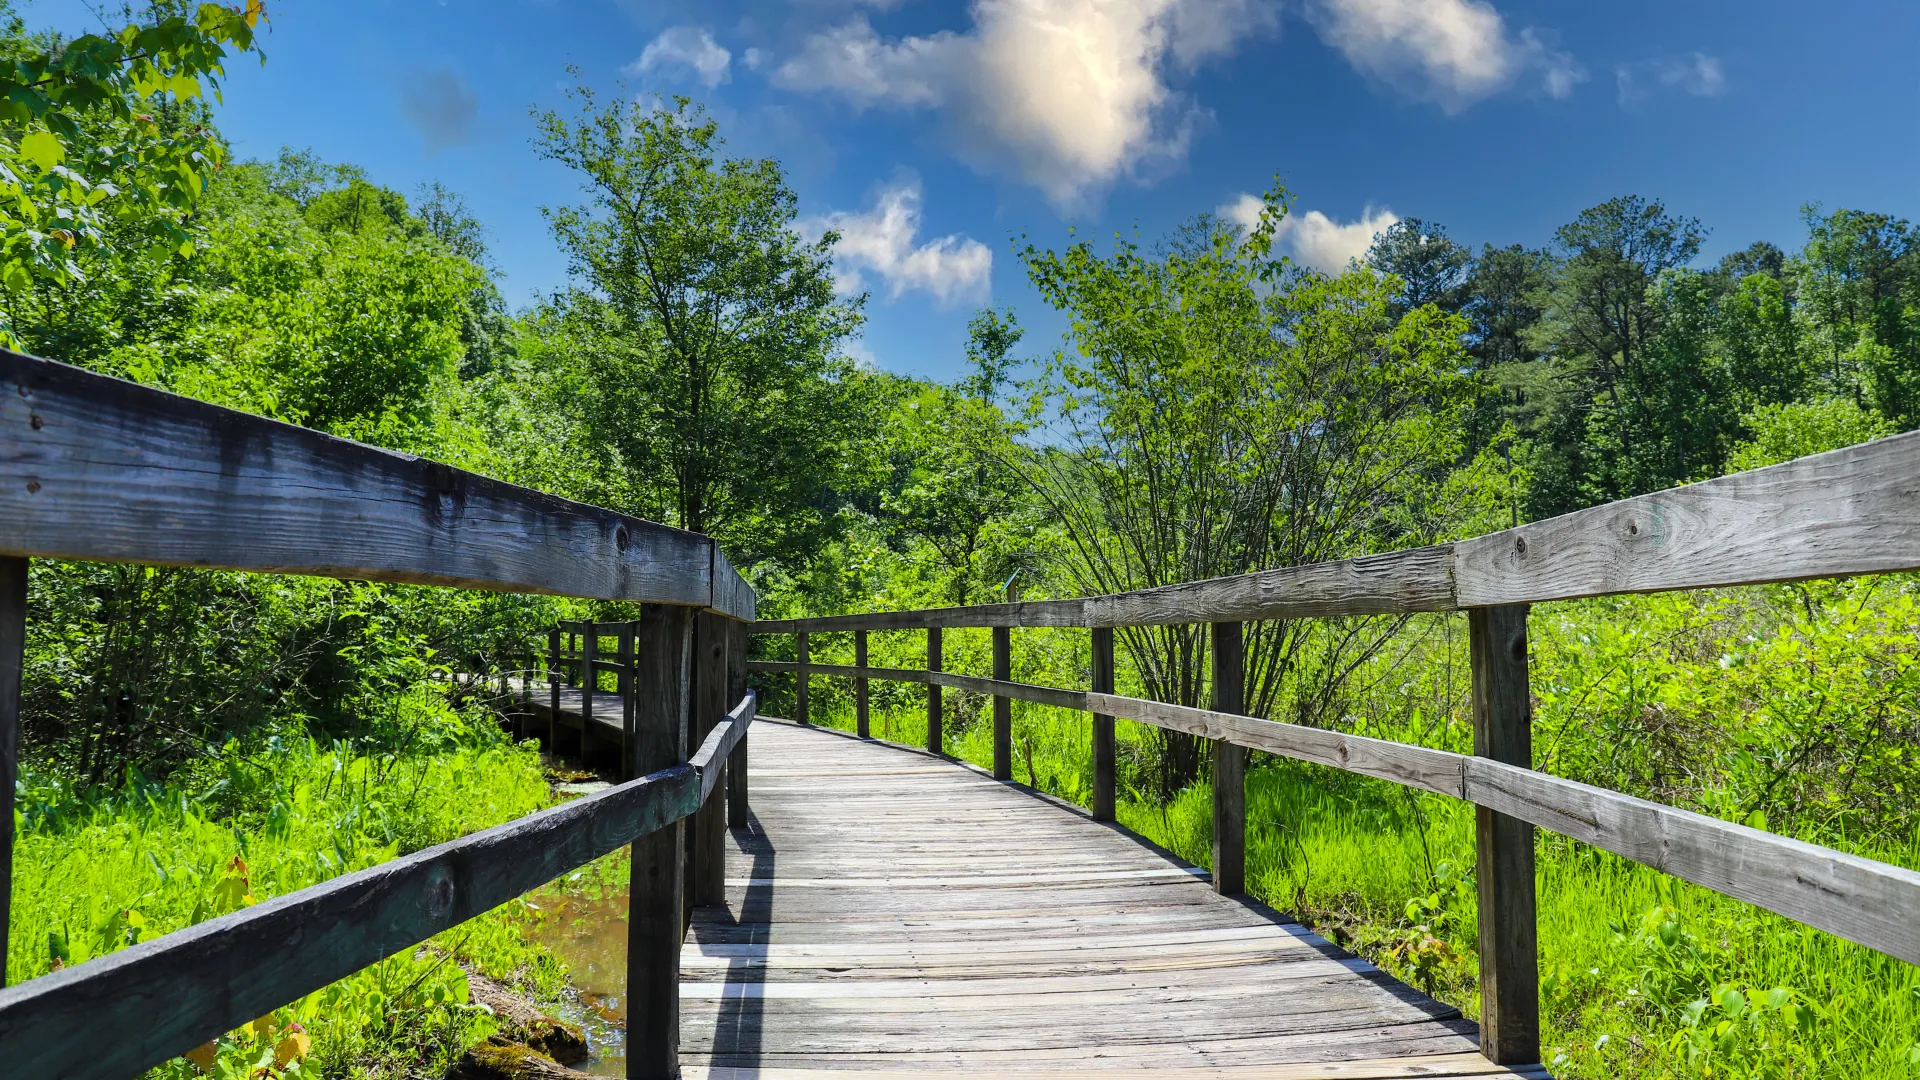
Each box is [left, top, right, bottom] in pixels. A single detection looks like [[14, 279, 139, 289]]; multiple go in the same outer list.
[[1089, 547, 1457, 627], [691, 694, 758, 803], [1468, 605, 1538, 1066], [0, 557, 23, 989], [1463, 757, 1920, 967], [631, 604, 691, 1080], [1455, 430, 1920, 605], [693, 611, 729, 906], [682, 1052, 1537, 1078], [0, 764, 696, 1078], [926, 626, 943, 755], [1211, 622, 1246, 897], [0, 350, 715, 605], [709, 544, 757, 622], [795, 631, 810, 726], [992, 626, 1013, 780], [1091, 625, 1116, 823]]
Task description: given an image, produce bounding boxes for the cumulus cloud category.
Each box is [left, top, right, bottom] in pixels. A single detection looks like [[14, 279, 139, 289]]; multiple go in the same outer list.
[[774, 0, 1278, 210], [1220, 194, 1397, 274], [629, 26, 732, 87], [1616, 52, 1725, 105], [1306, 0, 1582, 111], [807, 180, 993, 307], [399, 68, 479, 153]]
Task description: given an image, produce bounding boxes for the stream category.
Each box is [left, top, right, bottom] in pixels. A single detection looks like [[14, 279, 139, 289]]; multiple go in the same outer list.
[[529, 778, 633, 1076]]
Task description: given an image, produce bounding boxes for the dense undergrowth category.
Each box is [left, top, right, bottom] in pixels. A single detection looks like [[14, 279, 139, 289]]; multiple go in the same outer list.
[[764, 578, 1920, 1079], [8, 690, 579, 1079]]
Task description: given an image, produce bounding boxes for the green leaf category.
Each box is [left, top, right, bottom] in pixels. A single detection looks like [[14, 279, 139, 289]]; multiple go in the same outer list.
[[17, 129, 64, 171]]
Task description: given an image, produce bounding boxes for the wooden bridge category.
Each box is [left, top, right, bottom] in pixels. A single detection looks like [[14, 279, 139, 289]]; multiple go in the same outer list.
[[1, 349, 1918, 1078]]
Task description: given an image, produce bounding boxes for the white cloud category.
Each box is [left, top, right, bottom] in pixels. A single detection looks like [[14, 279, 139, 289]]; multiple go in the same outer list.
[[1221, 194, 1397, 274], [807, 180, 993, 307], [629, 26, 732, 87], [1616, 52, 1725, 105], [774, 0, 1279, 211], [1306, 0, 1582, 111]]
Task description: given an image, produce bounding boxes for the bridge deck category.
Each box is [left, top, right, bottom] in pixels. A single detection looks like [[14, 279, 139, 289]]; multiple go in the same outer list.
[[679, 719, 1545, 1079]]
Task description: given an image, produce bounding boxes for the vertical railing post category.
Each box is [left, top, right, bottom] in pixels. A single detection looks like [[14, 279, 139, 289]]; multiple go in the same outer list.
[[854, 628, 870, 739], [580, 625, 597, 758], [992, 625, 1012, 780], [693, 610, 727, 906], [926, 624, 943, 755], [628, 604, 691, 1080], [727, 617, 750, 828], [547, 627, 561, 755], [795, 631, 810, 725], [1470, 604, 1540, 1066], [1210, 621, 1245, 896], [618, 622, 635, 781], [1090, 626, 1116, 822], [0, 557, 26, 988]]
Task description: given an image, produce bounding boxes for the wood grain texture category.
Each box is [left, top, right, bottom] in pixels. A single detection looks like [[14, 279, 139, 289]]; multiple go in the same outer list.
[[710, 546, 757, 622], [1091, 626, 1116, 823], [694, 612, 729, 905], [854, 630, 870, 739], [0, 557, 22, 990], [0, 350, 719, 607], [1468, 606, 1538, 1066], [683, 721, 1507, 1074], [1211, 622, 1246, 898], [795, 633, 810, 726], [0, 765, 697, 1079], [926, 626, 943, 755], [727, 618, 751, 828], [992, 626, 1013, 781], [691, 694, 758, 804], [1454, 430, 1920, 605], [631, 604, 692, 1079]]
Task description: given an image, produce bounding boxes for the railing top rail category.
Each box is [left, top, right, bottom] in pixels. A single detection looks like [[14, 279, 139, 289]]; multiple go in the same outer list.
[[0, 351, 755, 619], [755, 428, 1920, 633]]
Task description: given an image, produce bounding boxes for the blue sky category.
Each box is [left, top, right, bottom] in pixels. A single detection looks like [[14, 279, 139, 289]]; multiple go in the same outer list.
[[21, 1, 1920, 383]]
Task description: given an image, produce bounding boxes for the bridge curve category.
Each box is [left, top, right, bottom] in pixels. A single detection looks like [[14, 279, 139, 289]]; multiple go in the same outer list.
[[681, 719, 1542, 1078]]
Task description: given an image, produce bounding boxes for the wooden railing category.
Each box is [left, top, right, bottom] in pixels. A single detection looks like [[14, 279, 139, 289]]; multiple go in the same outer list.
[[0, 349, 756, 1078], [749, 428, 1920, 1067]]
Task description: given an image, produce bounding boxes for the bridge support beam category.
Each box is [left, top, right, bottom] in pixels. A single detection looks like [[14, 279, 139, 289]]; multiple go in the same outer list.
[[926, 625, 943, 755], [1090, 626, 1116, 822], [795, 631, 809, 725], [1470, 603, 1540, 1066], [694, 610, 728, 905], [728, 616, 751, 827], [629, 604, 691, 1079], [1210, 621, 1245, 897], [992, 626, 1012, 780]]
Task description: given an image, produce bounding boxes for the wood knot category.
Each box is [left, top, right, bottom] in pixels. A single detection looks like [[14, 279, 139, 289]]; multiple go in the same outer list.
[[1513, 536, 1527, 558], [615, 525, 630, 553]]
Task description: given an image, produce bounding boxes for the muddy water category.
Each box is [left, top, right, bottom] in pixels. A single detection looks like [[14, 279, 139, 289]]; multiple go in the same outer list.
[[528, 888, 632, 1076]]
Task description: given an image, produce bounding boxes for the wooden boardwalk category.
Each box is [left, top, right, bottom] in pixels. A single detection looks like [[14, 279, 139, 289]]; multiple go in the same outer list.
[[678, 719, 1547, 1079]]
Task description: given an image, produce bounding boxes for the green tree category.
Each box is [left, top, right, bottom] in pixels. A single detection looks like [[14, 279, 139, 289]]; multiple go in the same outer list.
[[533, 82, 867, 567], [1366, 217, 1474, 317]]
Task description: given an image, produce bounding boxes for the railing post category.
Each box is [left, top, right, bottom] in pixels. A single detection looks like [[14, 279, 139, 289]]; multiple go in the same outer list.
[[926, 624, 943, 755], [854, 628, 869, 738], [992, 625, 1012, 780], [580, 624, 597, 758], [795, 631, 809, 725], [693, 610, 727, 906], [547, 626, 561, 755], [1090, 626, 1116, 822], [0, 557, 24, 988], [618, 622, 635, 781], [727, 616, 750, 828], [1210, 621, 1245, 896], [629, 604, 691, 1080], [1470, 604, 1540, 1066]]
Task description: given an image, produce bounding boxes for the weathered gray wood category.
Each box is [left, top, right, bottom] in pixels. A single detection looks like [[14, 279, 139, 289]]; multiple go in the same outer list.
[[1091, 626, 1116, 823], [926, 625, 943, 755], [630, 604, 691, 1080], [795, 631, 810, 726], [726, 618, 750, 827], [0, 350, 716, 606], [690, 693, 757, 802], [1211, 622, 1246, 897], [693, 611, 728, 906], [709, 545, 757, 622], [746, 662, 1091, 712], [1463, 757, 1920, 968], [580, 626, 597, 759], [0, 762, 696, 1078], [618, 623, 635, 780], [0, 557, 22, 989], [547, 627, 562, 752], [1455, 429, 1920, 605], [1468, 605, 1538, 1066], [855, 629, 870, 739], [993, 626, 1013, 781], [1091, 547, 1457, 627]]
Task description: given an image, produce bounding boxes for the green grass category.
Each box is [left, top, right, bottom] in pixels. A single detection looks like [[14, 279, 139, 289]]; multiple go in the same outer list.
[[10, 695, 574, 1079]]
